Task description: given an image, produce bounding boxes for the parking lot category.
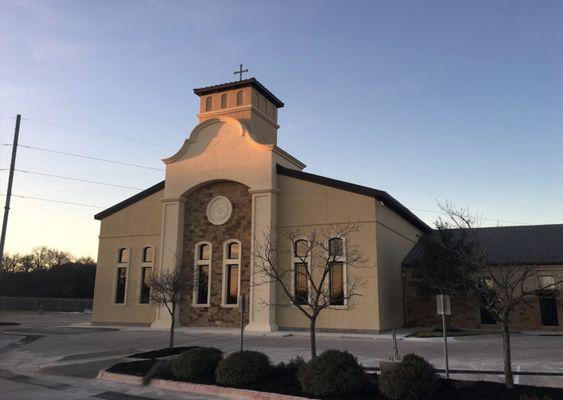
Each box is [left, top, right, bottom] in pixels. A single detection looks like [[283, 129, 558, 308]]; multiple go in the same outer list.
[[1, 312, 562, 399]]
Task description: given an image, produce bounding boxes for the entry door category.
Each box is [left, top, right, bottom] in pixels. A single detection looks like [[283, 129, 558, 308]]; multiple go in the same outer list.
[[539, 294, 559, 327]]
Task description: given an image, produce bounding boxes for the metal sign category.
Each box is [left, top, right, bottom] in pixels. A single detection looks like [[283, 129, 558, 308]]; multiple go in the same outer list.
[[436, 294, 451, 316]]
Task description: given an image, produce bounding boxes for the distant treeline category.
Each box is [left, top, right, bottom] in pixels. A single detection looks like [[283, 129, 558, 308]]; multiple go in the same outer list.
[[0, 247, 96, 299]]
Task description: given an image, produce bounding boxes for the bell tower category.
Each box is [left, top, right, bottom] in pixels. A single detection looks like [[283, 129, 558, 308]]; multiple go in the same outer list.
[[193, 77, 284, 145]]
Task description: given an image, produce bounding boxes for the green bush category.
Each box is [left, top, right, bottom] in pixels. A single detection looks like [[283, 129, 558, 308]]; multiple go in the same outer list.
[[143, 359, 173, 385], [378, 353, 438, 400], [171, 347, 223, 383], [298, 349, 366, 398], [215, 350, 272, 387]]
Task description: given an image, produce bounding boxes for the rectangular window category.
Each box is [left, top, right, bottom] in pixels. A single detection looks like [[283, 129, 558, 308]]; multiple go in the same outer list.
[[539, 294, 559, 326], [197, 265, 209, 305], [115, 267, 127, 304], [139, 267, 151, 304], [226, 264, 239, 304], [295, 262, 308, 305], [329, 262, 344, 305]]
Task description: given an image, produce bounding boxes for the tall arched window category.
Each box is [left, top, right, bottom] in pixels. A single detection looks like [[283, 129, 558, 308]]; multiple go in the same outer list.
[[193, 242, 211, 306], [236, 91, 243, 106], [220, 93, 227, 109], [115, 248, 129, 304], [293, 239, 309, 305], [139, 247, 153, 304], [205, 96, 213, 112], [223, 240, 241, 306], [328, 237, 345, 306]]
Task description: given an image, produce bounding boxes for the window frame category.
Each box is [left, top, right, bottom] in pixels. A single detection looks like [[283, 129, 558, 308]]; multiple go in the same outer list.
[[193, 241, 212, 307], [205, 96, 213, 112], [138, 246, 154, 305], [291, 238, 310, 305], [236, 90, 244, 106], [220, 93, 228, 109], [327, 237, 347, 307], [222, 239, 242, 307], [113, 247, 130, 305]]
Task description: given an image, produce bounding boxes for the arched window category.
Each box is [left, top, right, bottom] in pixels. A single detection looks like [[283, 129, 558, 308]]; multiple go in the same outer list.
[[223, 240, 241, 306], [118, 248, 129, 263], [115, 248, 129, 304], [236, 91, 243, 106], [328, 238, 345, 305], [220, 93, 227, 109], [142, 247, 153, 263], [205, 96, 213, 112], [139, 247, 153, 304], [193, 242, 211, 306], [254, 92, 260, 108], [293, 239, 309, 305]]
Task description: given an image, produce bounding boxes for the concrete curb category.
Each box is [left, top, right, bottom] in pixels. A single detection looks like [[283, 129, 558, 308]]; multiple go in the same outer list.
[[98, 370, 315, 400]]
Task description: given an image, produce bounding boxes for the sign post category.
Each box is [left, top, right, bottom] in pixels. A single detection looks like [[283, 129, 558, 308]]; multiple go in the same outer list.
[[436, 294, 451, 379], [238, 294, 246, 351]]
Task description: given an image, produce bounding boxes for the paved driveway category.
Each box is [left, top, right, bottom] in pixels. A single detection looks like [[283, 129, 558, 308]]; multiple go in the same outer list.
[[1, 311, 562, 399]]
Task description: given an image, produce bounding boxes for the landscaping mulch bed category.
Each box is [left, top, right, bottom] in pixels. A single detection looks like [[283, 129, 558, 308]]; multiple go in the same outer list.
[[106, 359, 157, 376], [127, 346, 197, 359], [106, 355, 563, 400]]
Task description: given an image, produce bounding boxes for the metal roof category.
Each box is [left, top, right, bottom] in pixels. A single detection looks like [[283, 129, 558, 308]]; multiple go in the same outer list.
[[403, 224, 563, 267]]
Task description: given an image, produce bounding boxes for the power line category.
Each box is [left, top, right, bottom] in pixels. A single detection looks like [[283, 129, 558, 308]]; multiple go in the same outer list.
[[0, 169, 143, 190], [0, 143, 164, 171], [21, 117, 175, 150], [411, 208, 531, 226], [0, 193, 104, 209]]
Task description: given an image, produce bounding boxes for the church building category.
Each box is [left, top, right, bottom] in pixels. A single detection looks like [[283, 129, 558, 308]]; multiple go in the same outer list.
[[91, 76, 561, 332]]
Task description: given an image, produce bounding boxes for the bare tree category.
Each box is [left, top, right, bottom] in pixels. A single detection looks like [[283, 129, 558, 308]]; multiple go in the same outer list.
[[430, 202, 562, 389], [254, 224, 367, 358], [149, 262, 188, 348]]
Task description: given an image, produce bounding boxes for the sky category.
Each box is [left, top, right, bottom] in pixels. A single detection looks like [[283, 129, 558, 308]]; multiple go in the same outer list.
[[0, 0, 562, 259]]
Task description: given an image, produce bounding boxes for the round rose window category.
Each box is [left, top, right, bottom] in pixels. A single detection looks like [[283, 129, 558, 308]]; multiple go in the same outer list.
[[206, 196, 233, 225]]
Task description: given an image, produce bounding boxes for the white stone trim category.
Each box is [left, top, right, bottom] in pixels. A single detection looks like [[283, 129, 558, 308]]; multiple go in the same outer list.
[[193, 241, 212, 307], [113, 246, 130, 306], [222, 239, 242, 307]]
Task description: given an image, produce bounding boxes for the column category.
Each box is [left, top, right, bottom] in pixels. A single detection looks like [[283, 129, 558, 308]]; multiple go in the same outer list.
[[245, 189, 278, 332], [151, 197, 186, 329]]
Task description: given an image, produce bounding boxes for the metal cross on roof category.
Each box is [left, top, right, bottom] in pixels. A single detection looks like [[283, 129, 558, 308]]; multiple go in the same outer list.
[[234, 64, 248, 81]]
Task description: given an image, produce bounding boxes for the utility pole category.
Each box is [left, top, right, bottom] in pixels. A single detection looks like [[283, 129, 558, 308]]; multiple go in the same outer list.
[[0, 114, 21, 271]]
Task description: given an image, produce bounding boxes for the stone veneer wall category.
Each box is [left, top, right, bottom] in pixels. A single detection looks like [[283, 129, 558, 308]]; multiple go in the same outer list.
[[180, 181, 251, 328], [406, 292, 562, 331]]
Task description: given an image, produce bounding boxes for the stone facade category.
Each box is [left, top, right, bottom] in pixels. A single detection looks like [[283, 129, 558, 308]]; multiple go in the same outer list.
[[406, 291, 562, 331], [180, 181, 251, 328]]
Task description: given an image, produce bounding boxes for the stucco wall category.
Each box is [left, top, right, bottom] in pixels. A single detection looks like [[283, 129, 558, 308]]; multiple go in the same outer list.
[[275, 174, 379, 332], [376, 205, 423, 330], [92, 190, 162, 325]]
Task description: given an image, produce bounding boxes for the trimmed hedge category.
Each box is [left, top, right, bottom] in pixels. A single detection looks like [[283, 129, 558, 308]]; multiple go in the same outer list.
[[171, 347, 223, 383], [143, 359, 173, 384], [298, 349, 366, 398], [215, 351, 272, 387], [379, 353, 439, 400]]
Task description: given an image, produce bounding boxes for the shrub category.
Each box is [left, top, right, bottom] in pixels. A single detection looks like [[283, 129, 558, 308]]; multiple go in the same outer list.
[[298, 349, 366, 398], [378, 353, 438, 400], [286, 356, 306, 372], [171, 347, 223, 383], [215, 350, 272, 387], [143, 359, 173, 385]]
